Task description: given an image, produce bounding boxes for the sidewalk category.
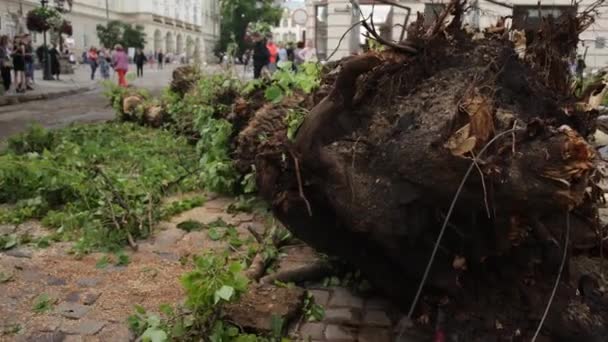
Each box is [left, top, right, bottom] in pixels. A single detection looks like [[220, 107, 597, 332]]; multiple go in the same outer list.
[[0, 64, 97, 106]]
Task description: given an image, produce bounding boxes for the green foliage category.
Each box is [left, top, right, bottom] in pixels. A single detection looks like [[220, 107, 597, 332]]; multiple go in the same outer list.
[[246, 62, 321, 104], [216, 0, 282, 56], [177, 220, 205, 232], [162, 74, 243, 194], [96, 20, 147, 49], [0, 124, 203, 251], [0, 234, 18, 250], [96, 255, 111, 269], [32, 294, 56, 314], [182, 254, 248, 322], [303, 292, 325, 322], [160, 196, 206, 220], [284, 109, 306, 141], [7, 124, 56, 155]]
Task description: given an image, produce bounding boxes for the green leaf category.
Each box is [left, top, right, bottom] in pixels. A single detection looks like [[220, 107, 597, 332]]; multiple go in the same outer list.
[[141, 327, 168, 342], [214, 285, 235, 304], [134, 304, 146, 315], [264, 85, 284, 103], [96, 255, 111, 269], [208, 227, 225, 241]]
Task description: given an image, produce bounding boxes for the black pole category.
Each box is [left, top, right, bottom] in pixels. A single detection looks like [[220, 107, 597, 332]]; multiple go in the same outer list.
[[41, 0, 53, 80]]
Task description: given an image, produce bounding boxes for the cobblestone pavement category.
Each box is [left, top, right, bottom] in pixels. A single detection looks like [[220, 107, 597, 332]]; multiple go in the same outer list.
[[0, 65, 180, 141]]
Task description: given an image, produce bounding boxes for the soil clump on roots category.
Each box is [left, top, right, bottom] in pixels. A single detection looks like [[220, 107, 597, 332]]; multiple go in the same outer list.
[[234, 1, 608, 340]]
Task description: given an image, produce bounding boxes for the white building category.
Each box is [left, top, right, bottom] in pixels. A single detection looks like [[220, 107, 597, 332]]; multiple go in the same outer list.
[[272, 0, 307, 44], [0, 0, 220, 62], [305, 0, 608, 69]]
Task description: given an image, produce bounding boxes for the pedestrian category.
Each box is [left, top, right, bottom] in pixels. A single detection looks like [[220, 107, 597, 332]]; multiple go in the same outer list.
[[23, 34, 34, 88], [98, 49, 110, 80], [134, 48, 147, 78], [299, 39, 317, 63], [49, 44, 61, 80], [112, 44, 129, 87], [157, 49, 164, 70], [87, 47, 98, 80], [278, 43, 288, 64], [0, 35, 12, 92], [266, 35, 278, 73], [294, 41, 305, 69], [12, 36, 26, 93], [49, 44, 61, 81], [252, 33, 269, 79]]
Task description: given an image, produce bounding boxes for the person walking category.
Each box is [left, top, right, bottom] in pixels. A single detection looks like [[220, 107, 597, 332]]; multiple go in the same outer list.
[[23, 34, 34, 89], [157, 50, 164, 70], [87, 47, 98, 80], [252, 33, 269, 79], [266, 35, 278, 73], [294, 41, 305, 69], [49, 44, 61, 80], [112, 44, 129, 87], [12, 36, 26, 93], [0, 35, 12, 92], [278, 43, 288, 65], [98, 49, 110, 80], [134, 48, 147, 78]]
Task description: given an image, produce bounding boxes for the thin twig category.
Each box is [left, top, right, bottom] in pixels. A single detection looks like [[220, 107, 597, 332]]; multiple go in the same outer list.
[[399, 127, 522, 338], [531, 211, 571, 342], [470, 151, 491, 218], [289, 151, 313, 217]]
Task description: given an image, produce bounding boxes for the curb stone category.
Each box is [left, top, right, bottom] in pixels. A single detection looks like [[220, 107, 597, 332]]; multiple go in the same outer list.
[[0, 87, 93, 107]]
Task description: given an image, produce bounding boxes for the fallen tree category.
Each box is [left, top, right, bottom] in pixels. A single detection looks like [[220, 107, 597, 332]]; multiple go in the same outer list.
[[235, 1, 608, 340]]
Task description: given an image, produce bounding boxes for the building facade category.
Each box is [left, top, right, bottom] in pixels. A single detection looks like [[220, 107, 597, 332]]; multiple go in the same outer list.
[[305, 0, 608, 69], [272, 0, 307, 45], [0, 0, 220, 62]]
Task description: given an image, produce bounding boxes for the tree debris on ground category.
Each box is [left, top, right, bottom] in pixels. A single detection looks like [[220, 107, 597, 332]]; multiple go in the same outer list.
[[109, 1, 608, 338], [232, 1, 608, 340]]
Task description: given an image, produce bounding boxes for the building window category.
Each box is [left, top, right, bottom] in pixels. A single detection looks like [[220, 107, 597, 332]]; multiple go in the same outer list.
[[315, 5, 328, 60], [596, 37, 606, 49], [283, 33, 288, 42], [283, 19, 288, 28]]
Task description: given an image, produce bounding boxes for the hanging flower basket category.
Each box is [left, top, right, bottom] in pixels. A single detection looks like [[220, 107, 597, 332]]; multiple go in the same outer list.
[[26, 7, 61, 33], [59, 20, 73, 36]]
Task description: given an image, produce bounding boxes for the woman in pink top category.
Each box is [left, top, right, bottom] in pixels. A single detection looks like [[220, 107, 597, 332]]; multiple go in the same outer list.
[[112, 44, 129, 87]]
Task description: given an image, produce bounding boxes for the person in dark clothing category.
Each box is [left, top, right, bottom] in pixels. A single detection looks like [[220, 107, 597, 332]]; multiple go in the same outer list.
[[49, 44, 60, 80], [157, 50, 164, 70], [23, 34, 34, 88], [252, 33, 269, 79], [286, 42, 295, 71], [134, 48, 147, 78], [12, 36, 26, 93], [0, 35, 12, 92], [575, 55, 586, 94]]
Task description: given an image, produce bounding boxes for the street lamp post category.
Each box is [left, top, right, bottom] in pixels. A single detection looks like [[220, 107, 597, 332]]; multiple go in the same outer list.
[[41, 0, 53, 80]]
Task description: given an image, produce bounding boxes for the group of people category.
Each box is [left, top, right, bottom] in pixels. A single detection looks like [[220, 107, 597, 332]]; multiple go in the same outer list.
[[251, 34, 316, 79], [0, 33, 62, 93], [84, 46, 149, 87]]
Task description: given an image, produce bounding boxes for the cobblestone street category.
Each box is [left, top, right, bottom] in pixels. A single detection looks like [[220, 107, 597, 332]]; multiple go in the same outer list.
[[0, 65, 182, 141]]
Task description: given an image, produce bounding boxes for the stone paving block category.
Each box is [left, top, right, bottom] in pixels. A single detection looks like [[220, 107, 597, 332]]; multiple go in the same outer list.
[[308, 289, 331, 307], [362, 310, 391, 327], [324, 324, 357, 341], [61, 319, 106, 335], [57, 302, 91, 319], [153, 228, 186, 248], [76, 278, 101, 288], [299, 322, 325, 340], [364, 297, 391, 310], [97, 323, 132, 341], [328, 288, 364, 309], [358, 327, 392, 342], [25, 331, 66, 342], [323, 308, 361, 325]]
